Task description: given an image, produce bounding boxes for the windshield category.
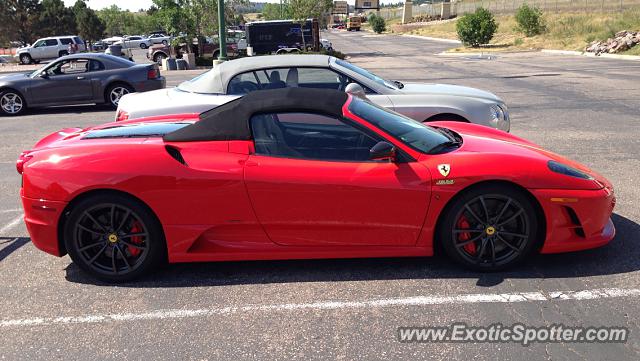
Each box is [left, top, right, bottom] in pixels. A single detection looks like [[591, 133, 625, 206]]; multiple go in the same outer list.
[[177, 71, 217, 93], [335, 59, 398, 90], [348, 98, 452, 154]]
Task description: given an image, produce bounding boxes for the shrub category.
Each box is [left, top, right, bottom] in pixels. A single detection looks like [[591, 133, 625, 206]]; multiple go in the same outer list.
[[515, 4, 546, 36], [370, 14, 387, 34], [456, 8, 498, 47]]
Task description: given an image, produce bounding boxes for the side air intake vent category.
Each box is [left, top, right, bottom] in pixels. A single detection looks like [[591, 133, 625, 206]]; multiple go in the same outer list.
[[564, 206, 585, 238], [165, 145, 187, 166]]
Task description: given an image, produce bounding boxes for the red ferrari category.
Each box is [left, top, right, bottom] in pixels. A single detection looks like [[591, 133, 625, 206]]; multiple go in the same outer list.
[[18, 88, 616, 281]]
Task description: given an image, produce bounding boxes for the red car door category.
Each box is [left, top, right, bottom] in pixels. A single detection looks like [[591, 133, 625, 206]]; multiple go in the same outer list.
[[243, 112, 431, 247]]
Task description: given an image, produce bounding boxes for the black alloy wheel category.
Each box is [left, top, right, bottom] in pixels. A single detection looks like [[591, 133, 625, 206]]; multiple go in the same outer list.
[[440, 185, 540, 271], [65, 195, 165, 282]]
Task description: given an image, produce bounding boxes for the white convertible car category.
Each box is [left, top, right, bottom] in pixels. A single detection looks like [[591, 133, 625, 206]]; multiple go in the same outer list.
[[116, 55, 510, 131]]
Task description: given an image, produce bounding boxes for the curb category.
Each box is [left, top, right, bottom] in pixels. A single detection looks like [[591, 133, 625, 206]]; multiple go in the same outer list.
[[541, 49, 640, 61], [400, 34, 461, 44]]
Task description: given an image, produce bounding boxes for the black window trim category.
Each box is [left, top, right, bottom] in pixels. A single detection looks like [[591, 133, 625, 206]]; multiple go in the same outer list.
[[249, 110, 414, 163], [226, 66, 377, 95]]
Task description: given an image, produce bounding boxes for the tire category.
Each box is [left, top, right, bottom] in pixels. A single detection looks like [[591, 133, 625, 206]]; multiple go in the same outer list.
[[59, 50, 69, 58], [212, 50, 220, 59], [438, 184, 540, 271], [105, 83, 134, 108], [162, 40, 168, 45], [153, 52, 167, 65], [19, 54, 32, 65], [0, 90, 26, 116], [140, 43, 148, 49], [64, 194, 166, 282]]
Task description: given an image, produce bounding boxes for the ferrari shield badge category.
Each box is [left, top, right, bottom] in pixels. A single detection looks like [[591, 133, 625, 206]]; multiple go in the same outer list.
[[438, 164, 451, 177]]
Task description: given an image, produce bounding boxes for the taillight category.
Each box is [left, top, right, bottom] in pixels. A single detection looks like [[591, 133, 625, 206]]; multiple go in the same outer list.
[[16, 151, 34, 174], [116, 110, 129, 122], [147, 67, 159, 79]]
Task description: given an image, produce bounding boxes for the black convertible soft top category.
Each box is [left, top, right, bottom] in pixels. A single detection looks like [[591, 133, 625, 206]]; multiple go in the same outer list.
[[163, 87, 348, 142]]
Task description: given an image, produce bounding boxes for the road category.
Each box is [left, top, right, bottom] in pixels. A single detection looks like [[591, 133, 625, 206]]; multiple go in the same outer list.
[[1, 30, 639, 360]]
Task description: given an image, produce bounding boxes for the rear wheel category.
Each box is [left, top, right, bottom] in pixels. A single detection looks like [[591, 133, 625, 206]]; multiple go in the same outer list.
[[64, 194, 165, 282], [0, 90, 26, 116], [439, 184, 540, 271], [105, 83, 133, 108], [19, 54, 32, 65], [58, 50, 69, 58], [140, 43, 148, 49]]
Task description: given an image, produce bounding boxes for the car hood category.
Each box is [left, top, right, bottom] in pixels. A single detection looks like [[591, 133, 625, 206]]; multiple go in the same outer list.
[[0, 72, 30, 81], [399, 83, 502, 102], [427, 121, 610, 190], [16, 46, 31, 52], [118, 88, 239, 120]]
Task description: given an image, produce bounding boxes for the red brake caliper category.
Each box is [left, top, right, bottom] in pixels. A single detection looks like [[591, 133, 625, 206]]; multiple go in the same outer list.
[[457, 216, 476, 255], [127, 221, 144, 257]]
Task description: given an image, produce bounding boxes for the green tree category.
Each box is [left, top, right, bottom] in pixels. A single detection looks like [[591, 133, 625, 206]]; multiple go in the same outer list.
[[0, 0, 42, 45], [73, 0, 105, 42], [39, 0, 77, 36], [262, 3, 291, 20], [288, 0, 333, 49], [370, 14, 386, 34], [456, 8, 498, 47], [97, 5, 128, 36], [515, 4, 545, 37]]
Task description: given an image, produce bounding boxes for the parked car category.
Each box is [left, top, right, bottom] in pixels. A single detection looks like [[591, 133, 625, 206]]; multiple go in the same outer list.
[[15, 36, 86, 64], [104, 45, 134, 62], [18, 87, 615, 281], [146, 35, 240, 65], [148, 33, 171, 45], [0, 53, 165, 116], [91, 41, 109, 51], [113, 36, 152, 49], [117, 54, 510, 132]]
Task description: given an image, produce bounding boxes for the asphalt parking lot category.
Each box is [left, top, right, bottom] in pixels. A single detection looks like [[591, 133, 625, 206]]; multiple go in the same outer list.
[[1, 30, 639, 359]]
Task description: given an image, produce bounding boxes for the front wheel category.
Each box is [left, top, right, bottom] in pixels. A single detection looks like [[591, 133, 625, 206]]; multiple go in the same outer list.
[[19, 54, 32, 65], [105, 83, 133, 108], [439, 184, 540, 271], [64, 194, 166, 282], [140, 43, 148, 49], [0, 90, 26, 116]]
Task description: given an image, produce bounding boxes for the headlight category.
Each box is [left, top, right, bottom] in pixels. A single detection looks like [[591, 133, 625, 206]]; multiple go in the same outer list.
[[489, 104, 510, 131], [548, 160, 593, 180]]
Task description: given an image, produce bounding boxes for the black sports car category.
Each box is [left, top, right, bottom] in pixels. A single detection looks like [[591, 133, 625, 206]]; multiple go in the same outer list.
[[0, 53, 165, 116]]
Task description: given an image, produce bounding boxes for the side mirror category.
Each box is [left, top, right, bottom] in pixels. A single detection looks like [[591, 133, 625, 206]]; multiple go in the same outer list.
[[39, 71, 48, 78], [370, 141, 396, 162], [345, 83, 367, 99]]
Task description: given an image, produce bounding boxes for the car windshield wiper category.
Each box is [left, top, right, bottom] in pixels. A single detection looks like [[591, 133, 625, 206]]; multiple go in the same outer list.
[[392, 80, 404, 89], [427, 140, 462, 154]]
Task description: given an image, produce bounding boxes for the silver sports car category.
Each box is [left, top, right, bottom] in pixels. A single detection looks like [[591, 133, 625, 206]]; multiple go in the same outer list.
[[0, 53, 165, 116], [116, 54, 510, 131]]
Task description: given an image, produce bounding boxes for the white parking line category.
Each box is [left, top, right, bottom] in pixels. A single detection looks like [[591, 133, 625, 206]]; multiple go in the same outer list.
[[1, 287, 639, 328], [0, 209, 21, 214], [0, 215, 23, 235]]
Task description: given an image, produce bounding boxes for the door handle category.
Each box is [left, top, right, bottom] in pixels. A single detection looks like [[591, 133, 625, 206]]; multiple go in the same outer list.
[[76, 76, 85, 80]]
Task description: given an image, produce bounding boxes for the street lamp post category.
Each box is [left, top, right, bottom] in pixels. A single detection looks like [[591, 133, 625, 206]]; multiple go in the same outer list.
[[217, 0, 228, 61]]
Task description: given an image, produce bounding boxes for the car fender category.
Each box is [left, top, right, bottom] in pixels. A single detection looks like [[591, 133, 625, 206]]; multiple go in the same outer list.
[[386, 94, 473, 122]]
